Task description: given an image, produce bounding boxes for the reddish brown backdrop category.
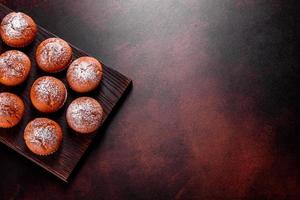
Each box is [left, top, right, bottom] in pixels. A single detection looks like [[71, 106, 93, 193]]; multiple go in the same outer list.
[[0, 0, 299, 199]]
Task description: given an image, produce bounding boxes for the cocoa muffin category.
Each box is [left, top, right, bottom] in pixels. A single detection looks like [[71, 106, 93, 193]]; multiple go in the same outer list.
[[30, 76, 67, 113], [36, 38, 72, 73], [24, 118, 63, 156], [0, 92, 24, 128], [66, 97, 103, 134], [0, 50, 31, 86], [67, 56, 103, 93], [0, 12, 37, 47]]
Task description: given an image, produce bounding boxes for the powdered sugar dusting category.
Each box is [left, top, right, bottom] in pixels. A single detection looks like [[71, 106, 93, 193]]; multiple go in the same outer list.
[[75, 61, 98, 80], [28, 120, 58, 149], [0, 51, 26, 79], [34, 77, 62, 106], [68, 97, 103, 130], [69, 59, 102, 84], [0, 93, 18, 117], [2, 12, 29, 38], [40, 39, 68, 65]]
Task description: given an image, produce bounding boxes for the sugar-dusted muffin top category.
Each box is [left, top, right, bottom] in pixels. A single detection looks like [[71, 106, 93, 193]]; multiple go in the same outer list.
[[66, 97, 103, 134], [0, 12, 37, 47], [0, 92, 25, 128], [0, 50, 31, 86], [67, 56, 103, 93], [24, 118, 63, 156], [30, 76, 67, 113], [36, 38, 72, 73]]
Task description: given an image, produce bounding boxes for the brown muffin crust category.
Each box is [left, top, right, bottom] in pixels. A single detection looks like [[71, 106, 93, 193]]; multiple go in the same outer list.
[[24, 118, 63, 156], [0, 92, 25, 128], [30, 76, 67, 113], [67, 56, 103, 93], [36, 38, 72, 73], [66, 97, 103, 134], [0, 50, 31, 86], [0, 12, 37, 47]]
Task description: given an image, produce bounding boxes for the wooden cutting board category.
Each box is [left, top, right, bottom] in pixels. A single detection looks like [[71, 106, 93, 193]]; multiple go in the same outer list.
[[0, 4, 132, 182]]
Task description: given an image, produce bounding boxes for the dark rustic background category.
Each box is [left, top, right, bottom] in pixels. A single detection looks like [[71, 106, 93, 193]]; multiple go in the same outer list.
[[0, 0, 299, 199]]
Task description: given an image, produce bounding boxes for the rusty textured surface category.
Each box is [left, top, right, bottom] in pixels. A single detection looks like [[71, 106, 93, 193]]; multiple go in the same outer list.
[[0, 0, 299, 199]]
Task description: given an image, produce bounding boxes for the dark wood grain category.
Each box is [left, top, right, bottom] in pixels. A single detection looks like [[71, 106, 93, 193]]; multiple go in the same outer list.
[[0, 4, 132, 182]]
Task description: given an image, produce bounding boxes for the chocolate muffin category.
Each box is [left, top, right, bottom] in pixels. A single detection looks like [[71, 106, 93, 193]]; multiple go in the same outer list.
[[0, 92, 25, 128], [36, 38, 72, 73], [30, 76, 67, 113], [0, 12, 37, 47], [66, 97, 103, 134], [67, 56, 103, 93], [24, 118, 63, 156], [0, 50, 31, 86]]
